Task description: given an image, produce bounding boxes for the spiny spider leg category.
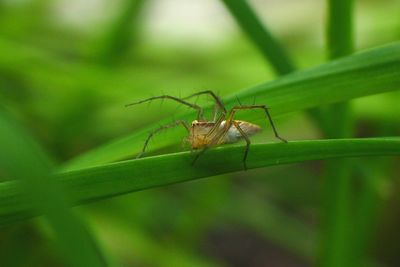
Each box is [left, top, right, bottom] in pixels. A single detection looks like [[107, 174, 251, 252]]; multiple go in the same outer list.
[[232, 121, 251, 170], [205, 113, 225, 138], [227, 105, 287, 143], [182, 90, 227, 115], [212, 104, 219, 121], [137, 120, 190, 158], [126, 95, 204, 121]]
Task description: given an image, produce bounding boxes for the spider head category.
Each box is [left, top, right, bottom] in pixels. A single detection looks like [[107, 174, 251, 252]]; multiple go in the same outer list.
[[189, 120, 216, 149]]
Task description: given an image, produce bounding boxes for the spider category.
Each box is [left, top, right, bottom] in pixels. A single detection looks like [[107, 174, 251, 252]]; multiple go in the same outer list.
[[126, 90, 287, 169]]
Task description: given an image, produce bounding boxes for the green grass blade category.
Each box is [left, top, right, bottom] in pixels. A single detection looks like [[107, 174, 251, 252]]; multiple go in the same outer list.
[[327, 0, 354, 58], [91, 0, 146, 65], [220, 0, 295, 74], [350, 160, 386, 266], [321, 157, 352, 267], [321, 0, 355, 266], [0, 110, 109, 267], [1, 138, 400, 225], [64, 43, 400, 170]]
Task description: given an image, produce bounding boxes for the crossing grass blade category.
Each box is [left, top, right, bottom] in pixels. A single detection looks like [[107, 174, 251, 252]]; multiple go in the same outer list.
[[220, 0, 295, 74], [321, 0, 355, 266]]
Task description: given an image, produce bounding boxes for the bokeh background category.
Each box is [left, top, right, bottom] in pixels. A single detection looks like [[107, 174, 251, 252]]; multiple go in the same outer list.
[[1, 0, 400, 266]]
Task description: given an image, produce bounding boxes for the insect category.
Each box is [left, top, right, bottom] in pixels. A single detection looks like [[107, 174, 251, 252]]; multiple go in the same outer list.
[[126, 90, 287, 169]]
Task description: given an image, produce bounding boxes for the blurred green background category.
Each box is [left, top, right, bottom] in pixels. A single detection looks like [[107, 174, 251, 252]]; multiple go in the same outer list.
[[0, 0, 399, 266]]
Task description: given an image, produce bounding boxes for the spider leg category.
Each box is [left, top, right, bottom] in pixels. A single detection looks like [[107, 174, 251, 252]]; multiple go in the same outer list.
[[182, 90, 227, 114], [182, 90, 227, 121], [126, 95, 204, 121], [263, 107, 287, 143], [191, 146, 209, 165], [232, 121, 251, 170], [137, 120, 190, 159], [205, 113, 225, 139], [227, 105, 287, 143], [235, 95, 243, 106], [212, 104, 218, 121]]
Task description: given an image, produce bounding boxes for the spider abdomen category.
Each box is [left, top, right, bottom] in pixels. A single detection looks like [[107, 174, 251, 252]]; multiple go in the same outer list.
[[189, 120, 261, 149], [225, 120, 261, 143]]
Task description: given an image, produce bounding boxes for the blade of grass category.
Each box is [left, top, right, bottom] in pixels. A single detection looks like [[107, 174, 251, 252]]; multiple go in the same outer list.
[[91, 0, 147, 65], [63, 43, 400, 170], [327, 0, 354, 59], [220, 0, 295, 75], [351, 159, 387, 266], [321, 0, 355, 266], [1, 138, 399, 225], [0, 109, 109, 267]]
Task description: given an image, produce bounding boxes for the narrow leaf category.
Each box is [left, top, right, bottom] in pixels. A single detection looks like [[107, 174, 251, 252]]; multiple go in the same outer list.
[[220, 0, 295, 74], [1, 138, 399, 225], [0, 110, 108, 267]]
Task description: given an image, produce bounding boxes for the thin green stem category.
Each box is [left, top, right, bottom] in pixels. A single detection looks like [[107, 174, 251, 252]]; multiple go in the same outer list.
[[220, 0, 295, 75], [92, 0, 147, 65], [350, 159, 386, 266], [327, 0, 354, 58], [321, 0, 355, 266]]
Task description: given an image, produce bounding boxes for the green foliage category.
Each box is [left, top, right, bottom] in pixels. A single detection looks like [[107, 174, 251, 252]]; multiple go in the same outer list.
[[0, 1, 399, 266], [0, 111, 108, 267]]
